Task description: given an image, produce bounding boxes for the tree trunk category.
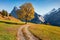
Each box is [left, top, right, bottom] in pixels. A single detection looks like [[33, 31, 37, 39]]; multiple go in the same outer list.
[[25, 13, 28, 24], [25, 19, 27, 24]]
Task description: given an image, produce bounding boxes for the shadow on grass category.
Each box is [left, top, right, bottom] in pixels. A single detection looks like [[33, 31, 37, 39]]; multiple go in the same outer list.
[[0, 21, 25, 25]]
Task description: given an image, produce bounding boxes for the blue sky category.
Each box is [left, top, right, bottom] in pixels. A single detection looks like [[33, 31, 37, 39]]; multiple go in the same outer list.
[[0, 0, 60, 16]]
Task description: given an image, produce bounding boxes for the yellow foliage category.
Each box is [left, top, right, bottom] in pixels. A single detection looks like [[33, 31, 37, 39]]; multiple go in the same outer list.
[[16, 3, 34, 21]]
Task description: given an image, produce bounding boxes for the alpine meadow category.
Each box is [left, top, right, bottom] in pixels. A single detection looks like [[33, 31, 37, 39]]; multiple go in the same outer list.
[[0, 0, 60, 40]]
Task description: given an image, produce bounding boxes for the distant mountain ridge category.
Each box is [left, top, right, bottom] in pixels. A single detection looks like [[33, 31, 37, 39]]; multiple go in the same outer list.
[[10, 6, 45, 24], [44, 8, 60, 26]]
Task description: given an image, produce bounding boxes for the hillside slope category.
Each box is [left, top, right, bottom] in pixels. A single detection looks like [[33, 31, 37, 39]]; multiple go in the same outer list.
[[0, 13, 21, 22]]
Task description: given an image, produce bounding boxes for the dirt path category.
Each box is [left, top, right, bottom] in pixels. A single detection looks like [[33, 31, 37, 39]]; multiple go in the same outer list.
[[17, 25, 40, 40], [23, 25, 39, 40], [17, 25, 26, 40]]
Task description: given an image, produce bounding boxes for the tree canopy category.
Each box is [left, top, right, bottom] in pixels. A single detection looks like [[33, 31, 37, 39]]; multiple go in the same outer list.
[[1, 10, 8, 16], [16, 3, 34, 23]]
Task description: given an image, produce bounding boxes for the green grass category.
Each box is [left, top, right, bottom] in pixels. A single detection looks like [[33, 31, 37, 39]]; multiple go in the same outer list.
[[0, 22, 22, 40], [29, 24, 60, 40], [0, 20, 25, 25], [0, 19, 26, 40], [1, 20, 60, 40]]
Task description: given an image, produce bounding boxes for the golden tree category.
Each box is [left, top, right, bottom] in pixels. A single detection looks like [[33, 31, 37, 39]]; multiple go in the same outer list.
[[16, 3, 34, 24]]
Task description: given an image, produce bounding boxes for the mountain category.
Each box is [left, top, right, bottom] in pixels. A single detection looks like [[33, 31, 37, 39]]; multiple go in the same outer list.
[[10, 6, 18, 18], [10, 7, 45, 24], [30, 12, 45, 23], [44, 8, 60, 26]]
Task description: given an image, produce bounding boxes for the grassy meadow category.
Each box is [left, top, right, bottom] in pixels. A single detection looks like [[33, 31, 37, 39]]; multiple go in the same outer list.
[[29, 24, 60, 40], [0, 20, 60, 40], [0, 21, 25, 40]]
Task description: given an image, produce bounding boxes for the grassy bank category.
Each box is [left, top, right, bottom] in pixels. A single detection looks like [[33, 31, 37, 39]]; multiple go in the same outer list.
[[0, 20, 25, 25]]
